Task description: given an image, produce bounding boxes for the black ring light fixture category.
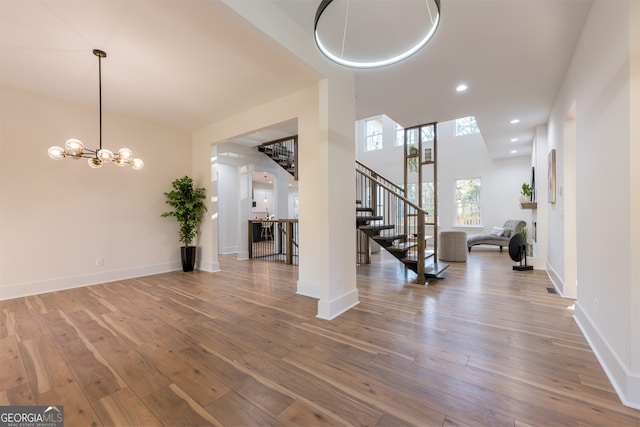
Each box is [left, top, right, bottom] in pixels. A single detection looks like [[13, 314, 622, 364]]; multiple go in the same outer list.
[[314, 0, 441, 69]]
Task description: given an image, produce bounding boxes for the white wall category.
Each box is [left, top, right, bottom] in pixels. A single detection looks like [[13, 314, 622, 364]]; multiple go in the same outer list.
[[356, 118, 533, 240], [217, 163, 240, 254], [548, 0, 639, 409], [0, 87, 191, 299], [531, 125, 549, 269]]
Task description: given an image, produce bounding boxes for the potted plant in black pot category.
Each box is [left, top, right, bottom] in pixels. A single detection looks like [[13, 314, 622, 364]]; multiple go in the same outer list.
[[161, 176, 207, 272]]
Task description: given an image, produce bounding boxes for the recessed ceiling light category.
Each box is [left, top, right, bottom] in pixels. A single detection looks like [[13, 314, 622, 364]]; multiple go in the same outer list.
[[511, 138, 519, 142], [456, 84, 468, 92], [510, 150, 518, 154], [510, 119, 520, 124]]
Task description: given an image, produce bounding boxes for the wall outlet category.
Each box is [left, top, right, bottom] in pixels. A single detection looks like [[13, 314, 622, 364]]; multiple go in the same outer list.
[[96, 257, 104, 267]]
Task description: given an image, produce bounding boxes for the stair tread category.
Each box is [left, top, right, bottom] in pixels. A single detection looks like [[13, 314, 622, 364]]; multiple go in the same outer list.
[[356, 207, 373, 212], [372, 233, 406, 242], [424, 261, 449, 277], [356, 215, 383, 222], [387, 242, 417, 252], [359, 224, 395, 231], [401, 258, 449, 278], [401, 250, 436, 262]]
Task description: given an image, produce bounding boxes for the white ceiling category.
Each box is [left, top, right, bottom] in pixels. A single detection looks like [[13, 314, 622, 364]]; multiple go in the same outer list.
[[1, 0, 593, 158]]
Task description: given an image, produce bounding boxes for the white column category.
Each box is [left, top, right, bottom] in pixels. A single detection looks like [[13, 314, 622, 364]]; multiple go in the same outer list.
[[237, 163, 252, 260], [195, 144, 220, 272], [297, 76, 358, 319], [275, 168, 289, 219]]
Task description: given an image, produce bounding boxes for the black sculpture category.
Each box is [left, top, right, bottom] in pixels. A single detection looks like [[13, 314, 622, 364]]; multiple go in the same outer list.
[[509, 233, 533, 271]]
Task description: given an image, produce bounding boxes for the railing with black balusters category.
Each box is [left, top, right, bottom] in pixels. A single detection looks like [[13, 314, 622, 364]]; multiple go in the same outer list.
[[257, 136, 298, 180], [356, 161, 433, 283], [248, 219, 298, 265]]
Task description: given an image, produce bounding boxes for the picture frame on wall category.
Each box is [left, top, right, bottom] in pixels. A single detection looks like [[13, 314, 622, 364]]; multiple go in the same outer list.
[[548, 149, 556, 203]]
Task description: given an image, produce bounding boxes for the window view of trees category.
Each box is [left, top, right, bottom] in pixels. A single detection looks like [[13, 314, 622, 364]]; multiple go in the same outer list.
[[455, 116, 480, 136], [365, 118, 384, 151], [455, 178, 481, 225], [422, 181, 436, 223], [394, 123, 404, 147], [405, 182, 437, 223], [421, 125, 434, 142]]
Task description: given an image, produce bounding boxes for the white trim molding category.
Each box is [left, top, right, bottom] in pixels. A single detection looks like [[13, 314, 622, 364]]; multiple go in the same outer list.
[[0, 262, 181, 301], [317, 289, 359, 320], [574, 301, 640, 410]]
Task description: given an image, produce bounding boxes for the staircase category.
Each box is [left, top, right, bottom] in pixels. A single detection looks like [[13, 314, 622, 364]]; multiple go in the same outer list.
[[356, 161, 448, 283], [257, 136, 298, 180]]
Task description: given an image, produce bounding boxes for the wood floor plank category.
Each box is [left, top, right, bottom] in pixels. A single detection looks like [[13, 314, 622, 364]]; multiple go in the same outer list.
[[19, 336, 74, 394], [92, 387, 162, 426], [0, 335, 28, 390], [142, 383, 223, 427], [36, 381, 101, 427], [179, 345, 295, 418], [2, 299, 44, 342], [99, 347, 172, 398], [0, 250, 638, 426], [136, 343, 230, 408], [238, 352, 386, 426], [276, 400, 344, 427], [205, 390, 284, 427], [2, 383, 34, 407]]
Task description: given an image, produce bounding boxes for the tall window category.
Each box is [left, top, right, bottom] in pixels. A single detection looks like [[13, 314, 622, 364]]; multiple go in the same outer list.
[[365, 117, 383, 151], [406, 182, 437, 223], [455, 116, 480, 136], [421, 125, 434, 142], [405, 127, 418, 147], [422, 181, 436, 223], [455, 178, 481, 226], [394, 123, 404, 147]]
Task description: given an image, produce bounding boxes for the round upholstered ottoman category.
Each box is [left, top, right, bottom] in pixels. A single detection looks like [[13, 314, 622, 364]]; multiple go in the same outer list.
[[439, 231, 468, 262]]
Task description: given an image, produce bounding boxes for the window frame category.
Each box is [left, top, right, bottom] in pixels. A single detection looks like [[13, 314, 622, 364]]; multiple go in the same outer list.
[[394, 123, 404, 147], [455, 116, 480, 137], [454, 177, 482, 227], [365, 117, 384, 151]]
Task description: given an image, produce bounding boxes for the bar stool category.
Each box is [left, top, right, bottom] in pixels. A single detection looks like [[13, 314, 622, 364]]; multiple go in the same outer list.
[[260, 222, 273, 240]]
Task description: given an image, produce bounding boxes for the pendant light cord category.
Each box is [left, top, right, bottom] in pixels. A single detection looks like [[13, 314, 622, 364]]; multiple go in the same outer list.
[[98, 53, 103, 152], [340, 0, 350, 58]]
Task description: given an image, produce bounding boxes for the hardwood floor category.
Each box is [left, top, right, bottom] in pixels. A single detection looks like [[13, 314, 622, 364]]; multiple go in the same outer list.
[[1, 250, 639, 426]]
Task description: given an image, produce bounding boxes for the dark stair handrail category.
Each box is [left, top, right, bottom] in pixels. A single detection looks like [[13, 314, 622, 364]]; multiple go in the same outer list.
[[356, 164, 430, 283]]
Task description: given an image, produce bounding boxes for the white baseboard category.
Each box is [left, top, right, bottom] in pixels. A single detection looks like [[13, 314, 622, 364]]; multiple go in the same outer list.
[[220, 245, 239, 254], [546, 262, 564, 297], [236, 251, 249, 260], [0, 262, 181, 301], [317, 288, 359, 320], [574, 301, 640, 410], [197, 261, 220, 273]]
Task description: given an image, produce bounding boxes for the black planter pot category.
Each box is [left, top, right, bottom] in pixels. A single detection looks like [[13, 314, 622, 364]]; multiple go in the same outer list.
[[181, 246, 196, 272]]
